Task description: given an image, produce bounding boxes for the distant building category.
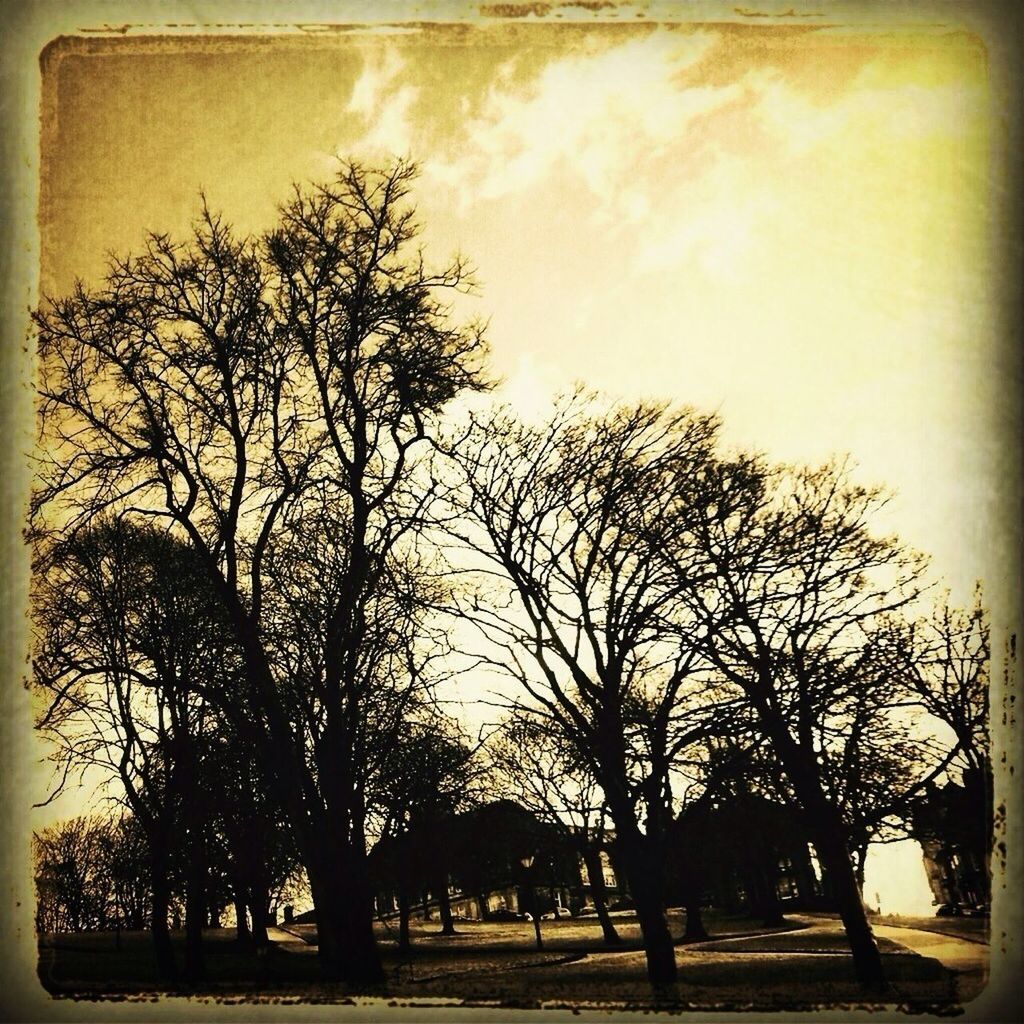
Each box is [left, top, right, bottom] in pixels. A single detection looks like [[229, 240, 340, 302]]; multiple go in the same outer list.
[[670, 792, 828, 920], [368, 799, 621, 922], [911, 769, 992, 911]]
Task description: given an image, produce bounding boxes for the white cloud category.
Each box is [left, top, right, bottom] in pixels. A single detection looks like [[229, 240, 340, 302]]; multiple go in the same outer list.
[[424, 32, 985, 289], [344, 46, 420, 160], [751, 69, 986, 157], [427, 29, 727, 213]]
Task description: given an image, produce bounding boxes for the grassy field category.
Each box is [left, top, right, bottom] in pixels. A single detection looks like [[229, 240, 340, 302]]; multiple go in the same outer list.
[[36, 910, 975, 1011]]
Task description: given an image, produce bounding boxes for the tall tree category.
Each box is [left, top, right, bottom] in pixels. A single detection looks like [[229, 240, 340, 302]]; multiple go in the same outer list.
[[32, 519, 232, 981], [33, 160, 488, 983], [673, 458, 929, 987], [445, 394, 736, 992]]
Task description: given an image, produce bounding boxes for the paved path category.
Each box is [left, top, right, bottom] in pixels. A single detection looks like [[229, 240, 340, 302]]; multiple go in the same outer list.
[[267, 925, 318, 954], [872, 923, 988, 975]]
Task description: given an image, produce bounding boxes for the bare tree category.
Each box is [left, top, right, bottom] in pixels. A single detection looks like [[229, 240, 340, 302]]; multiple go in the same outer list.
[[371, 719, 483, 948], [444, 394, 737, 991], [34, 816, 117, 935], [886, 592, 993, 902], [488, 712, 621, 945], [32, 160, 488, 983], [33, 519, 234, 981], [674, 458, 929, 987], [899, 591, 990, 778]]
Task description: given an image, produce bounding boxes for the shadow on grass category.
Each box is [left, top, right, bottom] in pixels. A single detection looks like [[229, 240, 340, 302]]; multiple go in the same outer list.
[[36, 912, 965, 1011]]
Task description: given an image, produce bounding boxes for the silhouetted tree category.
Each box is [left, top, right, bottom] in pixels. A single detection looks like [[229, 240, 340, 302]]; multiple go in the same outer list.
[[889, 592, 992, 902], [34, 816, 116, 935], [32, 160, 489, 984], [33, 520, 235, 981], [674, 458, 929, 988], [370, 720, 482, 949], [445, 394, 739, 992]]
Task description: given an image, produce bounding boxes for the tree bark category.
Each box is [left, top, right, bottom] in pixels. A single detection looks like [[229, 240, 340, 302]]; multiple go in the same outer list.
[[811, 820, 884, 987], [307, 842, 384, 985], [614, 830, 677, 991]]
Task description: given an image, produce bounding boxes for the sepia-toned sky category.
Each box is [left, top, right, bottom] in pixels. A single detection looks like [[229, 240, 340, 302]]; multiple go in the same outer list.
[[37, 13, 1013, 914], [41, 19, 1008, 611]]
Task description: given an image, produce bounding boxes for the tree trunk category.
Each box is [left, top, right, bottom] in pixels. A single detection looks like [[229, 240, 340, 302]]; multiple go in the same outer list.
[[183, 832, 207, 983], [615, 831, 677, 991], [307, 844, 384, 986], [250, 882, 270, 949], [753, 861, 784, 927], [150, 854, 177, 983], [234, 897, 251, 946], [582, 845, 621, 945], [226, 627, 385, 986], [599, 729, 677, 993], [762, 719, 885, 988], [436, 873, 456, 935], [683, 892, 708, 941], [811, 821, 885, 987]]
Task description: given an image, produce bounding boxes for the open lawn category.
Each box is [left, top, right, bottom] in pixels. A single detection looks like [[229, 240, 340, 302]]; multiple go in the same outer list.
[[37, 911, 984, 1012]]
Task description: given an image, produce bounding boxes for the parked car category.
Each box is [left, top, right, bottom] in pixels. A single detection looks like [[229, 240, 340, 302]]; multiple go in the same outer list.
[[487, 908, 528, 922], [936, 903, 964, 917], [541, 906, 573, 920]]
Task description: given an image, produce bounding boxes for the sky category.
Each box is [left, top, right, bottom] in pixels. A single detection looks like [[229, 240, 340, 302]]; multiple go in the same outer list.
[[35, 12, 1010, 915], [40, 18, 1010, 609]]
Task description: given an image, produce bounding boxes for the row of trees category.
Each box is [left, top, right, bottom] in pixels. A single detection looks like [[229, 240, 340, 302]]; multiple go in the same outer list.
[[440, 397, 990, 988], [34, 815, 149, 936], [31, 160, 990, 994]]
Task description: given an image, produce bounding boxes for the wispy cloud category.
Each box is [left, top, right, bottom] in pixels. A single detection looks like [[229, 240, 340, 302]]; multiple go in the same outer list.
[[344, 45, 420, 160], [423, 30, 985, 287], [427, 30, 724, 212]]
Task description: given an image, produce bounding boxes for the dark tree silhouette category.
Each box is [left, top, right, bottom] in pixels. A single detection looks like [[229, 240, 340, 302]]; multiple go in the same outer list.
[[444, 394, 738, 992], [34, 816, 118, 935], [370, 720, 482, 948], [674, 458, 930, 988], [888, 592, 993, 903], [32, 160, 489, 984], [32, 519, 234, 981]]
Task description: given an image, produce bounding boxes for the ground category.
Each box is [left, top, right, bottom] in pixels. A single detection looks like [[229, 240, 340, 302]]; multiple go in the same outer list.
[[36, 910, 989, 1012]]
